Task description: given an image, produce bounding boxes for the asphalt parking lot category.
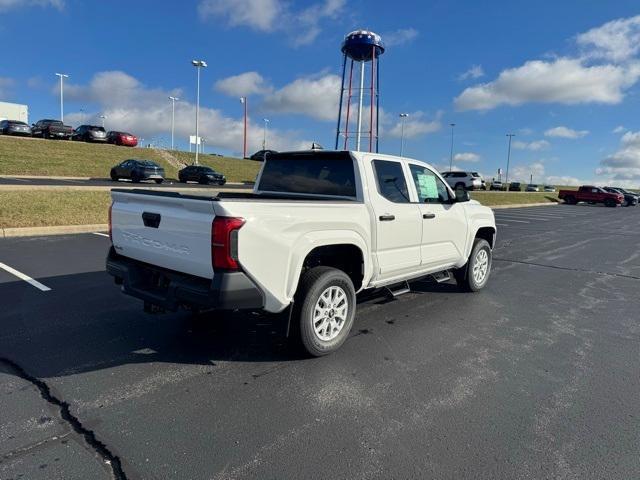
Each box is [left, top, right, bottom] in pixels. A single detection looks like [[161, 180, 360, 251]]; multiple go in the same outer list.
[[1, 204, 639, 479], [0, 176, 250, 190]]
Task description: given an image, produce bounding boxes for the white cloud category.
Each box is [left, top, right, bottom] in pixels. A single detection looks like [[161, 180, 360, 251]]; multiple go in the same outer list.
[[513, 139, 551, 151], [576, 15, 640, 62], [596, 130, 640, 181], [198, 0, 345, 46], [453, 152, 480, 162], [214, 71, 271, 97], [261, 73, 341, 121], [383, 28, 419, 47], [458, 65, 484, 81], [545, 175, 585, 186], [509, 161, 546, 183], [0, 0, 63, 11], [386, 111, 442, 139], [518, 127, 534, 136], [455, 58, 640, 111], [544, 126, 589, 139], [612, 125, 625, 134], [62, 71, 310, 154], [0, 77, 14, 98]]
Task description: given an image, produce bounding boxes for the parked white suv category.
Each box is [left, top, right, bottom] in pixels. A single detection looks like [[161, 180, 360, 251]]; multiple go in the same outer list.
[[442, 171, 486, 191], [107, 151, 497, 356]]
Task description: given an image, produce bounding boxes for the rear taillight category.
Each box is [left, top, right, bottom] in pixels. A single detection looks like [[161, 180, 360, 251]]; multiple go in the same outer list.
[[211, 217, 245, 271], [108, 202, 113, 242]]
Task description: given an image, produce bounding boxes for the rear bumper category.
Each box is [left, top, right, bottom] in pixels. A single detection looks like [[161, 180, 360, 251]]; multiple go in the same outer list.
[[106, 248, 264, 311]]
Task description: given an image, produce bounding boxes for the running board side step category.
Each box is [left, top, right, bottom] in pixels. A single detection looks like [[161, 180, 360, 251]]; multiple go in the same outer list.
[[430, 271, 452, 283], [385, 281, 411, 298]]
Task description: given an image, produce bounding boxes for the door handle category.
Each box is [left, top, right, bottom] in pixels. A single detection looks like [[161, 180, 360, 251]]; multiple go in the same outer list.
[[423, 213, 436, 219], [379, 215, 395, 221]]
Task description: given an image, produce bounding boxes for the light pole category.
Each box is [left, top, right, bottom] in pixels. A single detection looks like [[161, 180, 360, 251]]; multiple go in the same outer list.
[[191, 60, 207, 165], [55, 73, 69, 122], [449, 123, 456, 172], [99, 114, 106, 128], [506, 133, 515, 186], [168, 96, 179, 151], [240, 97, 248, 158], [262, 118, 269, 150], [399, 113, 409, 156]]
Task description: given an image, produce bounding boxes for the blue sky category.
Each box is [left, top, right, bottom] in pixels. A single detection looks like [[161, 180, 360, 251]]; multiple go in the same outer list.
[[2, 0, 640, 186]]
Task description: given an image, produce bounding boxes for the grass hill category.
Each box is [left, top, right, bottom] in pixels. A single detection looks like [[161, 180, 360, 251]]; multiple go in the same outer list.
[[0, 136, 261, 183]]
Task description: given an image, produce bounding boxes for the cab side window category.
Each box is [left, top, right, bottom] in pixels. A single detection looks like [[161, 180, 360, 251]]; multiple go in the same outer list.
[[373, 160, 410, 203], [409, 164, 451, 204]]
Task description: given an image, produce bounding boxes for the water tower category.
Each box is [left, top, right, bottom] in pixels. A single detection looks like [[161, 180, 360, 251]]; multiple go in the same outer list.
[[335, 30, 385, 152]]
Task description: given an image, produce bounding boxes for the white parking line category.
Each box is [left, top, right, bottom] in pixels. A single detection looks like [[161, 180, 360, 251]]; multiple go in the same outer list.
[[494, 213, 554, 220], [0, 262, 51, 292], [495, 218, 529, 223], [92, 232, 109, 237], [496, 223, 508, 227], [9, 177, 30, 182]]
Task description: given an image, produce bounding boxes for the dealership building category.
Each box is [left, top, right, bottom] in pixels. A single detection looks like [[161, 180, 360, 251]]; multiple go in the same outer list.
[[0, 101, 29, 123]]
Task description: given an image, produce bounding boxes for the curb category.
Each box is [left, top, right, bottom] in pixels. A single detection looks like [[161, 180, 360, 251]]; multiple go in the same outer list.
[[1, 224, 108, 238]]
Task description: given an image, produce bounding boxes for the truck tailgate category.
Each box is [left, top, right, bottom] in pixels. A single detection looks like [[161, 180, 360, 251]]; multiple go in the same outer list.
[[110, 190, 215, 279]]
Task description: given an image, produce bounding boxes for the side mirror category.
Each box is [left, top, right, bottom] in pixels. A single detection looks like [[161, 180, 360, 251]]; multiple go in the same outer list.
[[455, 187, 470, 203]]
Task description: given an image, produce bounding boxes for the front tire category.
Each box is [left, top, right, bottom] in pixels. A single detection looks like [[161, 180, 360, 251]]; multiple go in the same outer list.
[[455, 238, 492, 292], [605, 199, 616, 208], [294, 266, 356, 357]]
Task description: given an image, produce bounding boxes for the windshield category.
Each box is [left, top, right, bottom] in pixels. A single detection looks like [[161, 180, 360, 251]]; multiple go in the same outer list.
[[258, 151, 356, 198]]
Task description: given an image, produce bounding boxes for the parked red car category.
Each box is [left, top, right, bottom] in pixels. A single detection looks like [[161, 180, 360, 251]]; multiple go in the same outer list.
[[558, 185, 624, 207], [107, 131, 138, 147]]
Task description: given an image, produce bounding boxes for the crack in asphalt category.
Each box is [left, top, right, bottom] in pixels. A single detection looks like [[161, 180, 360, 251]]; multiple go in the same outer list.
[[0, 357, 128, 480], [494, 257, 640, 281]]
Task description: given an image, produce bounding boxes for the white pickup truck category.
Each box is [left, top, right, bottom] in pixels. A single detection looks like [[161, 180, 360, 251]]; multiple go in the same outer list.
[[107, 150, 496, 356]]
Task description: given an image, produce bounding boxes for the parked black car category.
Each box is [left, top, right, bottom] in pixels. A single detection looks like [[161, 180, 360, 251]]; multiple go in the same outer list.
[[178, 165, 226, 185], [73, 125, 108, 142], [31, 119, 73, 139], [0, 120, 32, 136], [508, 182, 522, 192], [604, 187, 638, 206], [249, 149, 278, 161], [110, 159, 165, 183]]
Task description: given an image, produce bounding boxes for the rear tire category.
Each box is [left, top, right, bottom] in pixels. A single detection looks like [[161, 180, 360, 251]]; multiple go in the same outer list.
[[155, 179, 163, 184], [294, 266, 356, 357], [455, 238, 492, 292], [110, 170, 118, 181], [132, 174, 140, 183], [564, 195, 576, 205]]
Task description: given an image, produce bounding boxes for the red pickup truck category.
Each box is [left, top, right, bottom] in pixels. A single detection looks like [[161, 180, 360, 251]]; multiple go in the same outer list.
[[558, 185, 624, 207]]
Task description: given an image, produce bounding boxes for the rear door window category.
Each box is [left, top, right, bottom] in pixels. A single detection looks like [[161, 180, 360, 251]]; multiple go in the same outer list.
[[372, 160, 410, 203]]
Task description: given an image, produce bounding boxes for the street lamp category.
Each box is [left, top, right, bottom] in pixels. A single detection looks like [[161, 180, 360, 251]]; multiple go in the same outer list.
[[99, 114, 106, 128], [506, 133, 515, 186], [55, 73, 69, 122], [449, 123, 456, 172], [168, 96, 179, 151], [191, 59, 207, 165], [399, 113, 409, 156], [262, 118, 269, 150], [240, 97, 248, 158]]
